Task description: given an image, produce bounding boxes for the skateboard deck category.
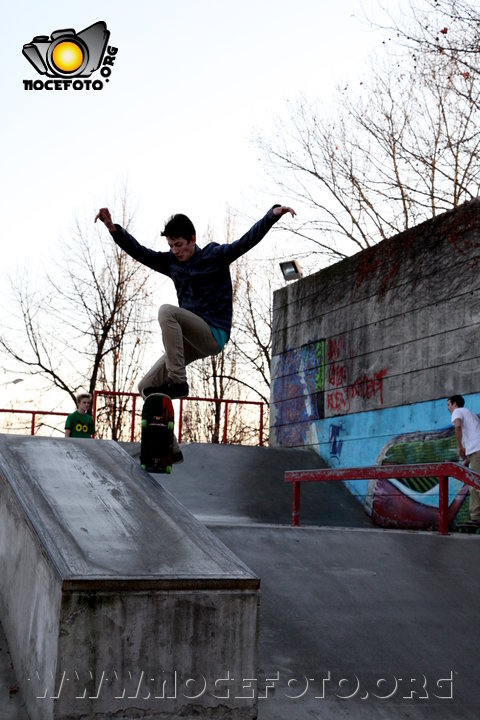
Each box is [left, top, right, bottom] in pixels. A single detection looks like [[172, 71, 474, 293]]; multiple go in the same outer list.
[[455, 521, 480, 534], [140, 393, 175, 473]]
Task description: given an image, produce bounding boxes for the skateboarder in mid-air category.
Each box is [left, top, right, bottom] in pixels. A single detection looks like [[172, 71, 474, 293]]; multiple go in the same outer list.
[[95, 202, 296, 462]]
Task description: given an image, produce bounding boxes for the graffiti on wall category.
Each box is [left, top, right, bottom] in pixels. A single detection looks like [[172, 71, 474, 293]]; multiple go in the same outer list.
[[325, 334, 387, 415], [271, 339, 326, 446], [326, 369, 388, 414], [366, 425, 469, 530], [272, 334, 388, 435], [329, 422, 344, 460], [272, 333, 476, 528]]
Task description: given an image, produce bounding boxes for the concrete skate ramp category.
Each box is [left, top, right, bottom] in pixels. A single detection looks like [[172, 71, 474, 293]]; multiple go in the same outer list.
[[0, 435, 259, 720], [148, 443, 371, 527]]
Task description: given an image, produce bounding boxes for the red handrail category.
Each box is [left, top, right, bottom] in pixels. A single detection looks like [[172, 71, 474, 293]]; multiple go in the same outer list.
[[1, 392, 267, 445], [284, 462, 480, 535], [0, 409, 68, 435], [92, 390, 139, 442], [177, 395, 265, 445], [93, 391, 266, 445]]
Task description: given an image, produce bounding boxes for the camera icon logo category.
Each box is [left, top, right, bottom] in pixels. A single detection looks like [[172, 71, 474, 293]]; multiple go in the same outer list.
[[22, 21, 110, 78]]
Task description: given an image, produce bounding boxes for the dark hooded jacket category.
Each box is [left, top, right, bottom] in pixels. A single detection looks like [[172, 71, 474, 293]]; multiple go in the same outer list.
[[111, 205, 280, 337]]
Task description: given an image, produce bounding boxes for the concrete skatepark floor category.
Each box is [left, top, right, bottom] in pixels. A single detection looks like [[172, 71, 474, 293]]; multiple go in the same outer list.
[[159, 444, 480, 719], [214, 525, 480, 719], [1, 440, 479, 719]]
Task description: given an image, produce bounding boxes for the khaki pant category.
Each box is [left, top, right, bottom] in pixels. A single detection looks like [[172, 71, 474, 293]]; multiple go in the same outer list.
[[138, 304, 221, 394], [468, 450, 480, 521]]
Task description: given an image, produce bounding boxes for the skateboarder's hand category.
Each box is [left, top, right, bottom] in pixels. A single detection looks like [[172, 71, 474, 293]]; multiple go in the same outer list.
[[273, 205, 296, 218], [95, 207, 116, 232]]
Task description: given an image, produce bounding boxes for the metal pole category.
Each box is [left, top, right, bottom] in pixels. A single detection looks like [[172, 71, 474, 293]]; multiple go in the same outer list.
[[438, 475, 449, 535], [222, 400, 229, 444], [259, 403, 264, 446], [131, 394, 137, 443], [92, 391, 98, 427], [292, 481, 301, 527]]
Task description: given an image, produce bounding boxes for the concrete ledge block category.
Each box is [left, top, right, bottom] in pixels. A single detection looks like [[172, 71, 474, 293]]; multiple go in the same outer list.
[[0, 435, 259, 719]]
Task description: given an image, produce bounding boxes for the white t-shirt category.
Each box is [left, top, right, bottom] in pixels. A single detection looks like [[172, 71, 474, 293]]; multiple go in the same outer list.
[[451, 407, 480, 455]]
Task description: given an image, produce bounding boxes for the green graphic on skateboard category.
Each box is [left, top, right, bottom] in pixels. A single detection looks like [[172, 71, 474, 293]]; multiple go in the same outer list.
[[140, 393, 175, 473]]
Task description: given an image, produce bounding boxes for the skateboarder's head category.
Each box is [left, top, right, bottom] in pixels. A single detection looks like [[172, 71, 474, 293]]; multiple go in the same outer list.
[[162, 213, 196, 262]]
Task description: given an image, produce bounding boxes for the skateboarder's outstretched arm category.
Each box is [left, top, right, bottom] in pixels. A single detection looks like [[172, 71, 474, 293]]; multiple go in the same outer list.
[[95, 207, 116, 232], [272, 206, 296, 218], [95, 207, 171, 274], [217, 204, 297, 265]]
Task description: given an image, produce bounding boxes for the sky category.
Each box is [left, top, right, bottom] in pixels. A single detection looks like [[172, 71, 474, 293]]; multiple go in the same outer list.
[[1, 0, 390, 267], [0, 0, 394, 401]]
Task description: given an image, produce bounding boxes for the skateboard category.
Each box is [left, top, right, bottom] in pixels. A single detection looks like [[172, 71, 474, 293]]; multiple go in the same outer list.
[[455, 521, 480, 534], [140, 393, 175, 473]]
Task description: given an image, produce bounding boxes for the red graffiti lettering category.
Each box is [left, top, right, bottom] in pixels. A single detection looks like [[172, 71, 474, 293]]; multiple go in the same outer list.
[[328, 362, 347, 388], [326, 368, 387, 414], [327, 336, 345, 362], [327, 390, 349, 413], [347, 368, 387, 404]]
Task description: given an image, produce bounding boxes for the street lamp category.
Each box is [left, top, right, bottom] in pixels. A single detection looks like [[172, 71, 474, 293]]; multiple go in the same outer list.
[[279, 259, 303, 282]]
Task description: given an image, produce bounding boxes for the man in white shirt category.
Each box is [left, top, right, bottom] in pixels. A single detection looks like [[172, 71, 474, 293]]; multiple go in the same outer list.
[[447, 394, 480, 522]]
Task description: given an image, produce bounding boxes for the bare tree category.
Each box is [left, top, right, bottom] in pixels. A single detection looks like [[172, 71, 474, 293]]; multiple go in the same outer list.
[[378, 0, 480, 82], [257, 0, 480, 263], [0, 192, 157, 439], [228, 254, 279, 405]]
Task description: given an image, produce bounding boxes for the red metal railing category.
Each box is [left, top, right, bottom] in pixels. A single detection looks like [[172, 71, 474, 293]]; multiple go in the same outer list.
[[285, 462, 480, 536], [93, 391, 265, 445], [1, 392, 266, 444], [92, 390, 140, 442], [0, 408, 68, 435], [177, 396, 264, 445]]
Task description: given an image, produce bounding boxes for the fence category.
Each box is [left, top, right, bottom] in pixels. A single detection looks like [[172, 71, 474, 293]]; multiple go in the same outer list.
[[0, 391, 266, 446], [0, 409, 68, 436], [93, 391, 265, 445], [285, 462, 480, 535], [177, 396, 265, 445]]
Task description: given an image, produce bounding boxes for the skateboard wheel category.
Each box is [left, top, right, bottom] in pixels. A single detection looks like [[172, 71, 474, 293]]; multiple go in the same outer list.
[[166, 465, 172, 474], [141, 464, 146, 470], [141, 419, 147, 429], [168, 421, 174, 431]]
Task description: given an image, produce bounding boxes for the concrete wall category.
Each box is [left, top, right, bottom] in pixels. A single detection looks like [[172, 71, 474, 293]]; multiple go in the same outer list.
[[270, 199, 480, 527], [0, 435, 259, 719]]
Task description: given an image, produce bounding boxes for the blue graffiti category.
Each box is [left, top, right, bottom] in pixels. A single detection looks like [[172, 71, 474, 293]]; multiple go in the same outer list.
[[329, 422, 344, 459]]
